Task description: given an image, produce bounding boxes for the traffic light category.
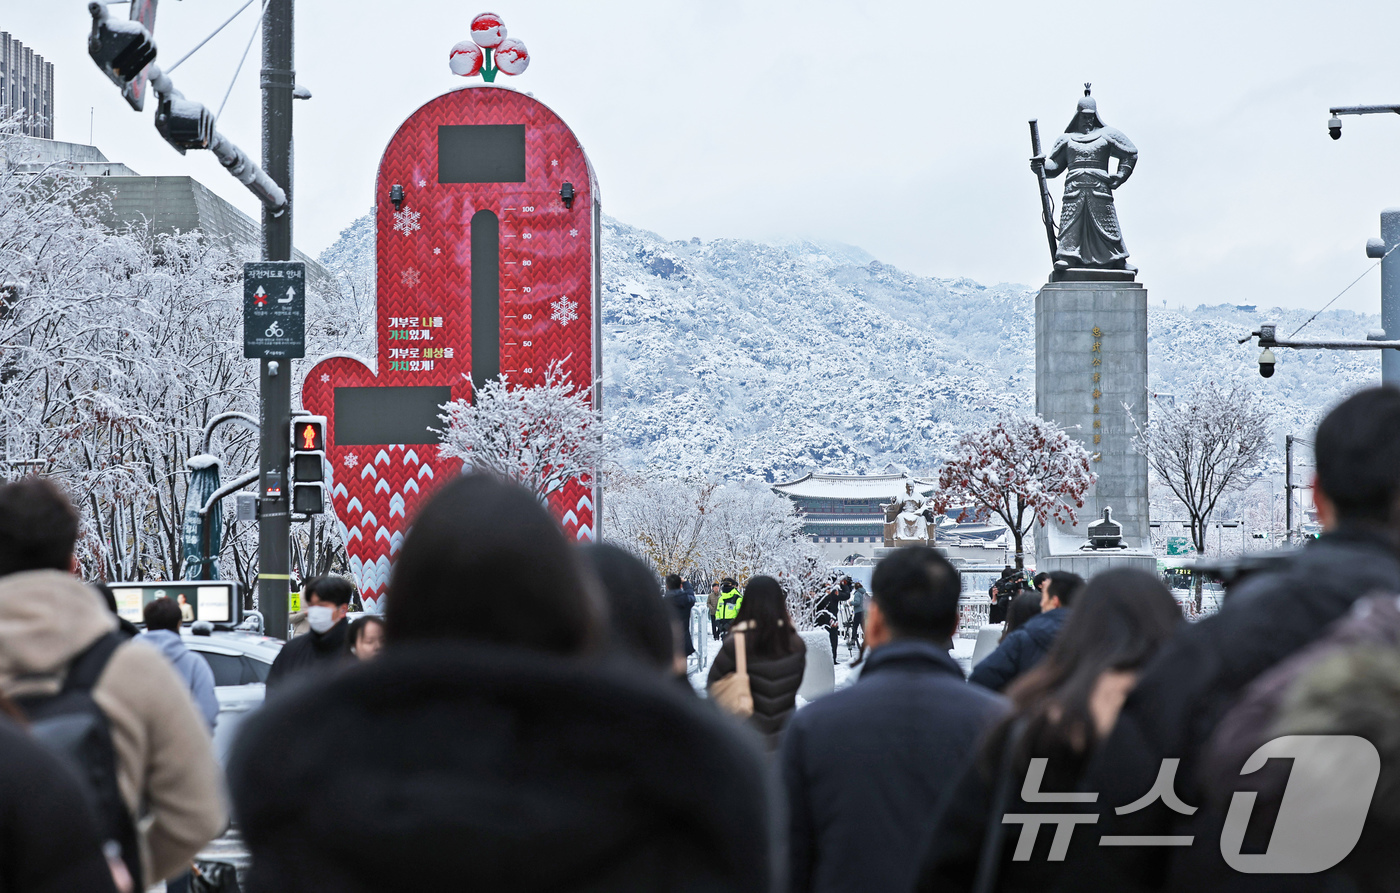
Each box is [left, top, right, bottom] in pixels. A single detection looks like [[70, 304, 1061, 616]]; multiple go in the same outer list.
[[291, 416, 326, 515], [87, 3, 157, 89], [155, 97, 214, 154]]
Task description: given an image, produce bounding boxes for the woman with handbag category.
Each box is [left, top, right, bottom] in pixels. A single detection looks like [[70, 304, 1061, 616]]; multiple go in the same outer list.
[[706, 576, 807, 749], [915, 568, 1181, 893]]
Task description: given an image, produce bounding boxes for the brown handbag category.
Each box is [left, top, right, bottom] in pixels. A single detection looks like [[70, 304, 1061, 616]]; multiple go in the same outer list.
[[709, 628, 754, 718]]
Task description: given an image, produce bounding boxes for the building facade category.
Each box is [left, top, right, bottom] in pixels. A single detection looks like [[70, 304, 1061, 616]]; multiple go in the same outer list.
[[1, 33, 54, 139], [772, 472, 1015, 568]]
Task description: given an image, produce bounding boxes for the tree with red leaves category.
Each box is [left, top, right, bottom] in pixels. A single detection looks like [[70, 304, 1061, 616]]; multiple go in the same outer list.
[[934, 414, 1096, 569]]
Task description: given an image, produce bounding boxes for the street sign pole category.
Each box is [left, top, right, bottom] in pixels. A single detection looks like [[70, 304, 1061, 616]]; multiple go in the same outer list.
[[258, 0, 295, 639]]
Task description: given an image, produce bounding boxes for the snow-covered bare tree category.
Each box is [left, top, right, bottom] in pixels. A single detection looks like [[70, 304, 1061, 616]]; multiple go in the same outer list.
[[602, 470, 717, 579], [602, 475, 827, 627], [933, 413, 1096, 569], [0, 120, 349, 587], [438, 360, 604, 500], [1135, 380, 1270, 566]]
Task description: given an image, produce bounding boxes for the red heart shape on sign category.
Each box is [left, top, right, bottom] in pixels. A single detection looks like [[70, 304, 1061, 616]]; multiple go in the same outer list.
[[299, 358, 467, 611]]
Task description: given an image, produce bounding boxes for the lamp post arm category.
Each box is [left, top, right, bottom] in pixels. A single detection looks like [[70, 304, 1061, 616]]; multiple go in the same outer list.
[[1329, 104, 1400, 117]]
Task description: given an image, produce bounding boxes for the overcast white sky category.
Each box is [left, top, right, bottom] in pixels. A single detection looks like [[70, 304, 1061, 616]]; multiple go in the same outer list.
[[8, 0, 1400, 312]]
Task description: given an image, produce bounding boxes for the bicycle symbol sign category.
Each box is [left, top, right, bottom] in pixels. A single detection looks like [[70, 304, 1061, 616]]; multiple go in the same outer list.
[[243, 261, 306, 359]]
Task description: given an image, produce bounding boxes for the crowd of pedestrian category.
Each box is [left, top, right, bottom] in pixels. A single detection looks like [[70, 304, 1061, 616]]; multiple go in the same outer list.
[[2, 386, 1400, 892]]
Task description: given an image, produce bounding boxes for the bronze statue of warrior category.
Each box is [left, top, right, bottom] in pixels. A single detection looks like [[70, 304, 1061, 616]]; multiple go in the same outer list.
[[1032, 85, 1138, 273]]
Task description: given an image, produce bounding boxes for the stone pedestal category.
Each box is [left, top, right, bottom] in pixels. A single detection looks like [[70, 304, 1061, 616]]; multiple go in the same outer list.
[[1034, 280, 1156, 576]]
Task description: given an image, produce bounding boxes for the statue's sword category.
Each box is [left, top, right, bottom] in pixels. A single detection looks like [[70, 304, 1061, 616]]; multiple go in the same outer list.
[[1029, 119, 1059, 263]]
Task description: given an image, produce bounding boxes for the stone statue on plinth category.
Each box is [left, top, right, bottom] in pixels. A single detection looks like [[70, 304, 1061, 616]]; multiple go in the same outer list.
[[1030, 84, 1138, 281], [883, 481, 936, 546]]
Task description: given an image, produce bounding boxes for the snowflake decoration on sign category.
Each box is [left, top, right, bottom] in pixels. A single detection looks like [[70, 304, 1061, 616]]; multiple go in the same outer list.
[[344, 453, 359, 468], [569, 228, 578, 237], [433, 247, 441, 255], [417, 179, 427, 188], [393, 207, 421, 237], [551, 296, 579, 327], [320, 373, 330, 383], [401, 267, 422, 287]]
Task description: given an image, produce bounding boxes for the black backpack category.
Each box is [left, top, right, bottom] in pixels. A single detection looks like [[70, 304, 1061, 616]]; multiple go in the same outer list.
[[15, 633, 142, 890]]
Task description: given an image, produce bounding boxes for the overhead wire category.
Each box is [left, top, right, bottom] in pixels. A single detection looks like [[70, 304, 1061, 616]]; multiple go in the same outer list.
[[1289, 240, 1400, 338], [215, 0, 271, 124], [164, 0, 259, 75]]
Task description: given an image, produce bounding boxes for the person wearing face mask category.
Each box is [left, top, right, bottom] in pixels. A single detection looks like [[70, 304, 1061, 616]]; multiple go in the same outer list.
[[264, 576, 354, 694]]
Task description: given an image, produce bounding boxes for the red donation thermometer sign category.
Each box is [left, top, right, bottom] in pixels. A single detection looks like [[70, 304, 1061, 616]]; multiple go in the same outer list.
[[302, 84, 600, 610]]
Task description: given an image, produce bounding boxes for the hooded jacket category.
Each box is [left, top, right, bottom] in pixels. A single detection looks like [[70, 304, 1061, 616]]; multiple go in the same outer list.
[[968, 607, 1067, 692], [230, 642, 777, 893], [135, 629, 219, 730], [0, 571, 225, 884]]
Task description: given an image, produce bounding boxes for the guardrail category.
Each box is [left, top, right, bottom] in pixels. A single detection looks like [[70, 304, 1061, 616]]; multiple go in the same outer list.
[[688, 604, 710, 674]]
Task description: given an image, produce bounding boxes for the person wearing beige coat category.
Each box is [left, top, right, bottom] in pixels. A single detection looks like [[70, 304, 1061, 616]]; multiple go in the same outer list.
[[0, 569, 226, 886]]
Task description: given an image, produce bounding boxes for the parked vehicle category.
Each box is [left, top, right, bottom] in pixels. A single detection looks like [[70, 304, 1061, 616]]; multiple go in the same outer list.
[[182, 629, 283, 763]]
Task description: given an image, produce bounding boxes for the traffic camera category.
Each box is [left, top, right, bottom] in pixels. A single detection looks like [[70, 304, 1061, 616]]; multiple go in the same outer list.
[[1258, 347, 1277, 378], [291, 416, 326, 515], [1328, 115, 1343, 140], [87, 2, 156, 89]]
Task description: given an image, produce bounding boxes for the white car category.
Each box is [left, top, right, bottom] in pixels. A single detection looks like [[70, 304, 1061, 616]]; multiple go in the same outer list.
[[182, 629, 283, 764]]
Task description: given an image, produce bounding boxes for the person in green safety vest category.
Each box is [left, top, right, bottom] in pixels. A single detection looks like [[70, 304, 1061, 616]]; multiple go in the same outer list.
[[715, 577, 742, 638]]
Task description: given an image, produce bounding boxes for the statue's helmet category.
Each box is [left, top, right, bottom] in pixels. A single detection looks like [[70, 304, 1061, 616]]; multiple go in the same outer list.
[[1066, 84, 1106, 132]]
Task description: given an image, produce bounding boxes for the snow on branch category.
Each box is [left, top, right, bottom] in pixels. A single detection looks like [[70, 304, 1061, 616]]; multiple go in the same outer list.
[[437, 360, 604, 501], [934, 412, 1095, 567]]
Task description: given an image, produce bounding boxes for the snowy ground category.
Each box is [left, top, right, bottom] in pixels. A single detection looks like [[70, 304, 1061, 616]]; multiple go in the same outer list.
[[687, 630, 983, 701]]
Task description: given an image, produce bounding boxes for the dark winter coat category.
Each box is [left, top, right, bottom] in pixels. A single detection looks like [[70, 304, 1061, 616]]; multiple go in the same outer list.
[[916, 720, 1092, 893], [988, 573, 1025, 626], [662, 586, 696, 657], [707, 625, 807, 746], [1172, 592, 1400, 892], [780, 641, 1007, 893], [231, 642, 777, 893], [969, 607, 1067, 692], [0, 714, 119, 893], [1059, 526, 1400, 892], [264, 617, 351, 694], [813, 590, 845, 628]]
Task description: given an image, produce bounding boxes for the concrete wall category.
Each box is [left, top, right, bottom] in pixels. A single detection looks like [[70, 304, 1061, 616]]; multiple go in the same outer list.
[[1034, 281, 1151, 563]]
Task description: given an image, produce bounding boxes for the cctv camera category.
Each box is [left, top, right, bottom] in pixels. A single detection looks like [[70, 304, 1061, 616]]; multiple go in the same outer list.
[[1328, 115, 1343, 140], [1258, 347, 1277, 378]]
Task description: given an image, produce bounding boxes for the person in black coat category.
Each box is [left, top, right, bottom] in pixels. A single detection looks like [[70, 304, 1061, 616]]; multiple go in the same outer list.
[[1060, 387, 1400, 893], [780, 547, 1007, 893], [812, 582, 847, 664], [264, 575, 355, 694], [662, 573, 696, 659], [917, 569, 1181, 893], [231, 475, 776, 893], [707, 576, 807, 749], [0, 710, 119, 893], [987, 566, 1025, 626], [970, 571, 1082, 692]]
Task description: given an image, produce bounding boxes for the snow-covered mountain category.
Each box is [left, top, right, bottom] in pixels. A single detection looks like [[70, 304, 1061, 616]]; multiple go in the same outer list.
[[319, 213, 1380, 481]]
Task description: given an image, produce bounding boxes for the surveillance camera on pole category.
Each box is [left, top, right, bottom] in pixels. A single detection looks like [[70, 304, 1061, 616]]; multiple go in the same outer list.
[[1240, 320, 1400, 379], [1258, 346, 1276, 378]]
